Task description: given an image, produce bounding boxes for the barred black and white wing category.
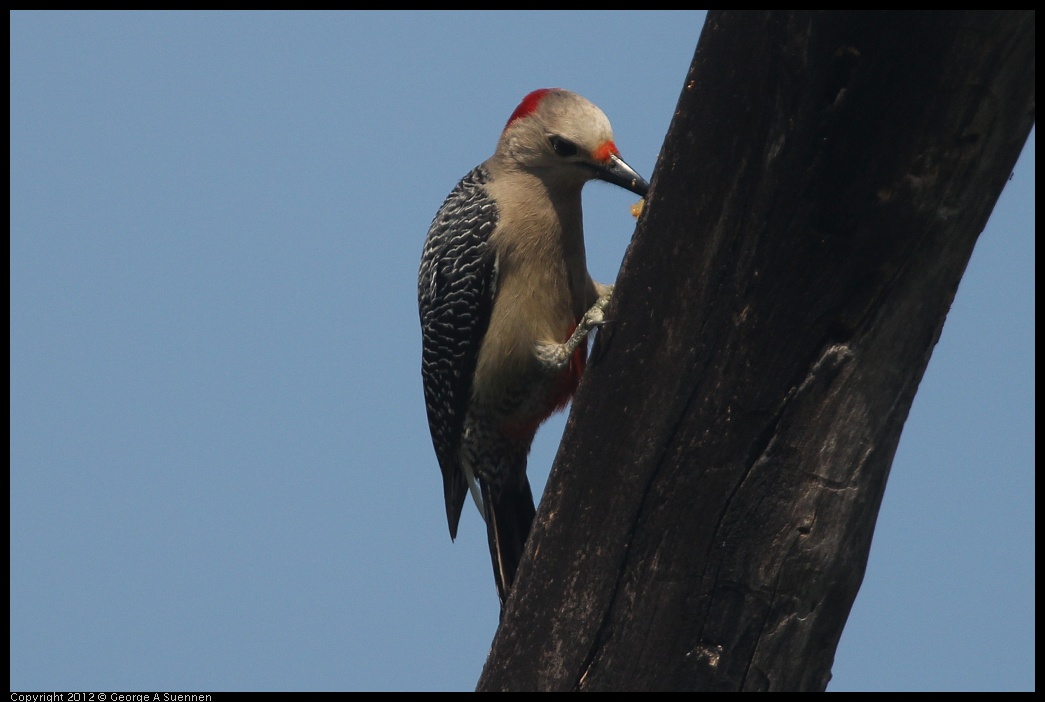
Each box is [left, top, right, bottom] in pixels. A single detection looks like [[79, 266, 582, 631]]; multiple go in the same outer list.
[[418, 165, 498, 539]]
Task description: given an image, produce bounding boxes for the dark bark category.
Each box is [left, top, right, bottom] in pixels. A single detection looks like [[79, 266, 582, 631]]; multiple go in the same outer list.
[[478, 11, 1034, 692]]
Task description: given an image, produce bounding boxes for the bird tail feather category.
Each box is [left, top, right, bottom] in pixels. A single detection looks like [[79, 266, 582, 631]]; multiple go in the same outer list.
[[481, 477, 536, 608]]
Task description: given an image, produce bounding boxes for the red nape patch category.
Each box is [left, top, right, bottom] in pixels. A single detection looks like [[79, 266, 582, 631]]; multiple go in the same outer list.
[[504, 88, 558, 131], [592, 140, 619, 163]]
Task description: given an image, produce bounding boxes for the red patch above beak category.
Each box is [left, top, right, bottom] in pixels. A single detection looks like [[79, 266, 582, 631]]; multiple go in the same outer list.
[[592, 140, 619, 163]]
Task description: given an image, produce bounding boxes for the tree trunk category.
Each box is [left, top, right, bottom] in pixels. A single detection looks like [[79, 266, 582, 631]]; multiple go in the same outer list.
[[477, 10, 1034, 692]]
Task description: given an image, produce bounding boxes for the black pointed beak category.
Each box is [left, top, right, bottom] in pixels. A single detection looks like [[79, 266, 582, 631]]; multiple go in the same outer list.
[[590, 154, 650, 197]]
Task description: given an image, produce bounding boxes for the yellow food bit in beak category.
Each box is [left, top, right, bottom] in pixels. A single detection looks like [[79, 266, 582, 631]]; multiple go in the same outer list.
[[630, 199, 645, 219]]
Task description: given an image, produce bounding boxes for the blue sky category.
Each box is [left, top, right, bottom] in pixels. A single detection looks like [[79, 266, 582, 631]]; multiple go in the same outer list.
[[10, 11, 1033, 692]]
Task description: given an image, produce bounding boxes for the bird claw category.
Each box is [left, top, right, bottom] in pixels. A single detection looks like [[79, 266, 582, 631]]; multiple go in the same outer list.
[[582, 289, 613, 330]]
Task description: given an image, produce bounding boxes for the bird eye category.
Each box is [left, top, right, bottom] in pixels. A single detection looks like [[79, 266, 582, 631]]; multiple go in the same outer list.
[[549, 136, 578, 158]]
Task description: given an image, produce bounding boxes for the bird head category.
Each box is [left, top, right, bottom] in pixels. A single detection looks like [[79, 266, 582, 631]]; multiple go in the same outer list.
[[497, 88, 649, 197]]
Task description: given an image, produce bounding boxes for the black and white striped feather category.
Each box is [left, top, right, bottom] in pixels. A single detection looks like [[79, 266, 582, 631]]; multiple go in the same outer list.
[[418, 165, 499, 540]]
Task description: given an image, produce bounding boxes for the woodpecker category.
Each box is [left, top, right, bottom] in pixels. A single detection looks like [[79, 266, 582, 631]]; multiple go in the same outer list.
[[418, 88, 649, 607]]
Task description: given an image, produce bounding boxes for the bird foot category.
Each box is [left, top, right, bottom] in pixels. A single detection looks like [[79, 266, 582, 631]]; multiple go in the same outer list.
[[535, 288, 613, 372]]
